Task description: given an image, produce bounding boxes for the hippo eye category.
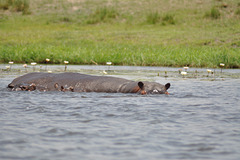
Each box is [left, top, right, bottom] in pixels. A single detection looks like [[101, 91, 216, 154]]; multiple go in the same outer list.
[[153, 89, 158, 93]]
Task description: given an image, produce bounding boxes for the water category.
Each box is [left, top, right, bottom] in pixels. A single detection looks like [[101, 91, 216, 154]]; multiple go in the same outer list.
[[0, 66, 240, 160]]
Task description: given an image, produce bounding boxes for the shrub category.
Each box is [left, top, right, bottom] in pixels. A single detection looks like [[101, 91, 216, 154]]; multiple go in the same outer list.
[[235, 8, 240, 15], [162, 14, 175, 25], [14, 0, 30, 14], [0, 0, 30, 14], [0, 0, 9, 10], [61, 17, 71, 22], [7, 0, 14, 5], [205, 7, 221, 19], [86, 6, 119, 24], [146, 11, 160, 24], [146, 12, 175, 25]]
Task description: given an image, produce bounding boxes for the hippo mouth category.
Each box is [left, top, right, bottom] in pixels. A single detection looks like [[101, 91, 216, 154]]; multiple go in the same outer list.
[[147, 90, 168, 94]]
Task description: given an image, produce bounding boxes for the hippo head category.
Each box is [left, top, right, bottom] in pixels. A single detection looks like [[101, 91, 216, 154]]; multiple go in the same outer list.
[[138, 82, 170, 95]]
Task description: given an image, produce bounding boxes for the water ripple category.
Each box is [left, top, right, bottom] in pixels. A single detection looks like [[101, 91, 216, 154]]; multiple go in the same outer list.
[[0, 74, 240, 160]]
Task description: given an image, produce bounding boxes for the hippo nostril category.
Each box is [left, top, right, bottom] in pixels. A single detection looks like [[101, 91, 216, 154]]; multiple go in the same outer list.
[[165, 91, 170, 95], [141, 90, 147, 95]]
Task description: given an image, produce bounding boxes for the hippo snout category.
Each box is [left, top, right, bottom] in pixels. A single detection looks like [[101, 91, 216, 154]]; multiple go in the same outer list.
[[144, 82, 171, 94]]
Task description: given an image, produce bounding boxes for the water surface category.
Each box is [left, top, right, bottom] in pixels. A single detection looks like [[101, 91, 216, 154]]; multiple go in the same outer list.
[[0, 66, 240, 160]]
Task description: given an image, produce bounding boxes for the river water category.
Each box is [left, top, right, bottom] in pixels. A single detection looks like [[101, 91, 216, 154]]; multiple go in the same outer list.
[[0, 65, 240, 160]]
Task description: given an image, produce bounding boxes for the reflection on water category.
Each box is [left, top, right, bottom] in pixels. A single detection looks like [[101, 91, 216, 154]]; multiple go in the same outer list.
[[0, 65, 240, 160]]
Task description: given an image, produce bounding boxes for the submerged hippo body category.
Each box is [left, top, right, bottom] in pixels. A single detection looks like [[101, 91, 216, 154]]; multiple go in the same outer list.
[[8, 72, 170, 94]]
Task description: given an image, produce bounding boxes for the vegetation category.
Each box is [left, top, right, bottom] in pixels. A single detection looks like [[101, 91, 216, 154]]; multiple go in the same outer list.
[[86, 6, 119, 24], [205, 7, 221, 19], [0, 0, 240, 68], [0, 0, 30, 14]]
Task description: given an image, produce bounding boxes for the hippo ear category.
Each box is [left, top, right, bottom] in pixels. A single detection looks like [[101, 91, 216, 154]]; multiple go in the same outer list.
[[69, 86, 74, 92], [8, 83, 14, 88], [138, 82, 144, 89], [29, 83, 36, 91], [165, 83, 170, 90]]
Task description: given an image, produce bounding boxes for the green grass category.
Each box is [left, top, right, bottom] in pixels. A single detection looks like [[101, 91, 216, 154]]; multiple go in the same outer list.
[[0, 0, 240, 68]]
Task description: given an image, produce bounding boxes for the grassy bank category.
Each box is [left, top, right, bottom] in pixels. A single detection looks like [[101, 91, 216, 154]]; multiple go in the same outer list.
[[0, 0, 240, 68], [1, 41, 239, 68]]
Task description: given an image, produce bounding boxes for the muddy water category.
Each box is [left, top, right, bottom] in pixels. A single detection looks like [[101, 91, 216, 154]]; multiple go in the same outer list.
[[0, 65, 240, 160]]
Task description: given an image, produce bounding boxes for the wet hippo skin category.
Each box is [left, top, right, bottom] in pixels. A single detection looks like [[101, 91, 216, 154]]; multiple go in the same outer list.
[[8, 72, 170, 95]]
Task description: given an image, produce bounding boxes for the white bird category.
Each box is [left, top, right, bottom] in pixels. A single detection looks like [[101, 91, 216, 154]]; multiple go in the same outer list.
[[102, 70, 107, 74], [220, 63, 225, 67], [181, 71, 187, 76], [207, 69, 212, 73], [183, 67, 189, 71], [31, 62, 37, 66]]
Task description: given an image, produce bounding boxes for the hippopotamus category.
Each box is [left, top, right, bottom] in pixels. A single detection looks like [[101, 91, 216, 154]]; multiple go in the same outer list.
[[8, 72, 170, 95]]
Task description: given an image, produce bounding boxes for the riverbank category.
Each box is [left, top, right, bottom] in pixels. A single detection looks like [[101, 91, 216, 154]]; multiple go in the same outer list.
[[0, 0, 240, 68], [1, 64, 240, 80]]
